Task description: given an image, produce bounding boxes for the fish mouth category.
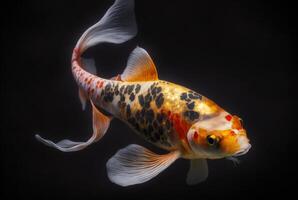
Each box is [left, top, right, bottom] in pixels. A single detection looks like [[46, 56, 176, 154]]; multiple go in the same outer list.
[[233, 144, 251, 157]]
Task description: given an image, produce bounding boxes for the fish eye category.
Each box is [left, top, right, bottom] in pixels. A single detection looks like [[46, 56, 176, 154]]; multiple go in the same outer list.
[[206, 135, 218, 146]]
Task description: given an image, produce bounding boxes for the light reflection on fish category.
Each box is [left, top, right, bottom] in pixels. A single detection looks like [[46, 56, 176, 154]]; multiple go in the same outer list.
[[36, 0, 251, 186]]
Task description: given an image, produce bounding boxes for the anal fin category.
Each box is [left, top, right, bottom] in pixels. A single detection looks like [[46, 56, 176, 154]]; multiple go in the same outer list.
[[106, 144, 180, 186], [35, 101, 111, 152]]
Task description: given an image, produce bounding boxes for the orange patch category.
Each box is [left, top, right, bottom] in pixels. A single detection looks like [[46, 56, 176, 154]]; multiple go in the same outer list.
[[168, 112, 192, 154], [232, 116, 242, 130], [220, 135, 240, 154], [168, 113, 190, 140], [196, 128, 208, 147]]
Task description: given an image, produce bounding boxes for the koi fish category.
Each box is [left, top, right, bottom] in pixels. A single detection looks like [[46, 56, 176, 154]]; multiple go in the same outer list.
[[36, 0, 251, 186]]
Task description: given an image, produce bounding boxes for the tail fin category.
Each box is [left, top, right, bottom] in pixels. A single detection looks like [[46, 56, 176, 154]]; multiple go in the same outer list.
[[76, 0, 137, 54], [74, 0, 137, 109], [36, 0, 137, 152]]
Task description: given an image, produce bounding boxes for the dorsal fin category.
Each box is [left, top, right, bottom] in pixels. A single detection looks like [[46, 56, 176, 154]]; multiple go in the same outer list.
[[121, 47, 159, 82]]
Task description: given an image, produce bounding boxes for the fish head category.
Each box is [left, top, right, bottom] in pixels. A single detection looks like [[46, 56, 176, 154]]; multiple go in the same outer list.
[[186, 111, 251, 159]]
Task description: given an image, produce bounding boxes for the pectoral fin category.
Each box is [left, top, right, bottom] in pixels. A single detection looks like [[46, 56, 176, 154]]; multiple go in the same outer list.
[[106, 144, 180, 186], [186, 159, 208, 185], [35, 101, 111, 152]]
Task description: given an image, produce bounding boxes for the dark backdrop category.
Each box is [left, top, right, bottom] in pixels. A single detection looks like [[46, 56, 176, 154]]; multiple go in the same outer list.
[[2, 0, 296, 199]]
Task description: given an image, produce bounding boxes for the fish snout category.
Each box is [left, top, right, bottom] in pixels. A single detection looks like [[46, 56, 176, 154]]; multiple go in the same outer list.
[[234, 135, 251, 157]]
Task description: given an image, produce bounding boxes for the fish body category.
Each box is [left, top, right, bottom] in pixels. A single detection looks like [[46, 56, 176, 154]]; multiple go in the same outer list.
[[36, 0, 251, 186]]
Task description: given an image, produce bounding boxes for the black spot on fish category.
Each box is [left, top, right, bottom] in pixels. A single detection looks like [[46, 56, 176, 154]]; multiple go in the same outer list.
[[127, 85, 134, 94], [180, 92, 187, 100], [184, 111, 200, 121], [151, 88, 157, 96], [187, 101, 195, 110], [138, 95, 144, 107], [120, 94, 125, 102], [104, 92, 113, 102], [129, 93, 135, 101], [156, 87, 162, 94], [114, 84, 119, 95], [135, 84, 141, 94], [155, 93, 164, 108], [193, 93, 202, 100], [126, 104, 131, 118], [150, 84, 155, 90], [105, 83, 111, 91], [144, 93, 152, 108], [188, 93, 201, 99], [150, 83, 158, 90], [120, 85, 125, 93], [145, 109, 154, 123], [157, 113, 165, 123], [151, 86, 161, 98]]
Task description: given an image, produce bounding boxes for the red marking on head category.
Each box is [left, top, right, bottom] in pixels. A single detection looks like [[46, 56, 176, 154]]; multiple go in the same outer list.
[[225, 115, 232, 121]]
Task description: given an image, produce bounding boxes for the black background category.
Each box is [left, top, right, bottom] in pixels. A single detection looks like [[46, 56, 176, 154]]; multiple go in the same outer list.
[[2, 0, 296, 199]]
